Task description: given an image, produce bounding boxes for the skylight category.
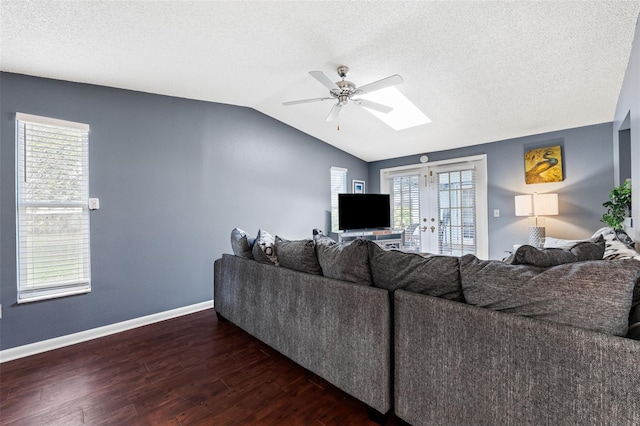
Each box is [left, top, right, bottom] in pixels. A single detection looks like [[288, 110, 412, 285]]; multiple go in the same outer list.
[[359, 87, 431, 130]]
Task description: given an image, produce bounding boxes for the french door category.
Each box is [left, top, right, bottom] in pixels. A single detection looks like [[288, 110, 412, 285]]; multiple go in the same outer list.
[[382, 155, 488, 258]]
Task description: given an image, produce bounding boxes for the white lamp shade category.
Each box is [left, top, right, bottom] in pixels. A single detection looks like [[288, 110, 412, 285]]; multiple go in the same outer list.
[[515, 195, 533, 216], [533, 193, 558, 216], [515, 193, 558, 217]]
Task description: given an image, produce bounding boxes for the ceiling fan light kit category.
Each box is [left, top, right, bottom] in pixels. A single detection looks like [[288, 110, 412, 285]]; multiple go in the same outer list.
[[283, 65, 404, 122]]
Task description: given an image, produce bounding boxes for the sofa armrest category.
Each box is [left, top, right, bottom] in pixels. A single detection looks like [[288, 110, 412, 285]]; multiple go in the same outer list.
[[394, 290, 640, 426], [215, 254, 392, 414]]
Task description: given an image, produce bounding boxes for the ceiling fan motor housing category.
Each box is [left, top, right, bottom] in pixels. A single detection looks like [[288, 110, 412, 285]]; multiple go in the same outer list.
[[334, 80, 356, 104]]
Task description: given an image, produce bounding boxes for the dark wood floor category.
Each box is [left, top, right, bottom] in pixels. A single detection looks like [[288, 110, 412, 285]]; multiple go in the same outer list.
[[0, 309, 403, 425]]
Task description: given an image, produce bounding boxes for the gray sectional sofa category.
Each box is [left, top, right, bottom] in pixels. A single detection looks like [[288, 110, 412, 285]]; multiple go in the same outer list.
[[214, 253, 392, 417], [394, 290, 640, 425], [214, 228, 640, 425]]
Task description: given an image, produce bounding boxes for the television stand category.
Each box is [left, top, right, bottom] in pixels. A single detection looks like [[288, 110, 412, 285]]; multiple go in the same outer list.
[[335, 229, 404, 250]]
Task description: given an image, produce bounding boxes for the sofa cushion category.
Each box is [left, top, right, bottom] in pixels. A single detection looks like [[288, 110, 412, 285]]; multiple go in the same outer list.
[[505, 236, 605, 267], [275, 237, 322, 275], [315, 237, 372, 285], [368, 243, 463, 301], [230, 228, 255, 259], [252, 229, 278, 265], [460, 254, 640, 336]]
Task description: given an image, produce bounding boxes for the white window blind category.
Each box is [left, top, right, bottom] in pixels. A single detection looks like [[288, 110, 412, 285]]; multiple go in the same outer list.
[[388, 174, 420, 250], [437, 168, 476, 256], [330, 167, 347, 232], [16, 113, 91, 303]]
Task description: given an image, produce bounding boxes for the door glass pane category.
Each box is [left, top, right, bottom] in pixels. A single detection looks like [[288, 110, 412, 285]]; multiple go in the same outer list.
[[437, 169, 476, 256], [439, 191, 450, 208], [389, 174, 420, 251]]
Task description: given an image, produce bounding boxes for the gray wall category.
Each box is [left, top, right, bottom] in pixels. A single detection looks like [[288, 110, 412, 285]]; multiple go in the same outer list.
[[369, 123, 615, 260], [614, 15, 639, 244], [0, 72, 368, 350]]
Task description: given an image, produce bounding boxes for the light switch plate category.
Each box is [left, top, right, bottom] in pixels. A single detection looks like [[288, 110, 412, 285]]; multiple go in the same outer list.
[[89, 198, 100, 210]]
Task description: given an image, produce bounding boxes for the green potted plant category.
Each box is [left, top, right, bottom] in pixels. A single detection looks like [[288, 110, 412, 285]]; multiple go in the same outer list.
[[601, 180, 632, 229]]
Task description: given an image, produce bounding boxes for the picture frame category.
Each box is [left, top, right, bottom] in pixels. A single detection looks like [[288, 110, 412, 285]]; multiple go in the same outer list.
[[524, 145, 563, 184], [352, 180, 365, 194]]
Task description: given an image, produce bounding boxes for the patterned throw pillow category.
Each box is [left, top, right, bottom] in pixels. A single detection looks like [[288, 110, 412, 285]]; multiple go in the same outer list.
[[460, 254, 640, 337], [505, 236, 605, 267], [252, 229, 278, 265], [230, 228, 255, 259], [275, 237, 322, 275], [600, 229, 640, 261]]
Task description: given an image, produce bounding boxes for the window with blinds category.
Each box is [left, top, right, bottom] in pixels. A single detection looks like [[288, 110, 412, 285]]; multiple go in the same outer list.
[[388, 174, 420, 251], [437, 168, 476, 256], [16, 113, 91, 303], [330, 167, 347, 232]]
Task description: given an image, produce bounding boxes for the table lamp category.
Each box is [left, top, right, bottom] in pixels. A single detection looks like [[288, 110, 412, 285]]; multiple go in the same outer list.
[[515, 193, 558, 247]]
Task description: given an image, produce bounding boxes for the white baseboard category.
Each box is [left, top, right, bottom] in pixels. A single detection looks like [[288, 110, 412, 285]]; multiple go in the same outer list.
[[0, 300, 214, 363]]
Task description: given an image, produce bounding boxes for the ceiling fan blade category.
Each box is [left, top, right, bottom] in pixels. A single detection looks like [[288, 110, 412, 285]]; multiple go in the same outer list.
[[353, 98, 393, 114], [326, 103, 343, 121], [356, 74, 404, 95], [309, 71, 339, 91], [283, 97, 333, 106]]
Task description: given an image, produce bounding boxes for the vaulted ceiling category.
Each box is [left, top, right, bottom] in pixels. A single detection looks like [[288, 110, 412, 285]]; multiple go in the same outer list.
[[1, 1, 639, 161]]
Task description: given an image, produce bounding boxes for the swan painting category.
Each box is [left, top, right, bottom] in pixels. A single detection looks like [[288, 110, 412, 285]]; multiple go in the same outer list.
[[524, 145, 563, 184]]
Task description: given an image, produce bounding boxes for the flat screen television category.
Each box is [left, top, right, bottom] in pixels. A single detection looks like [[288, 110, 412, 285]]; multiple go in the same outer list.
[[338, 193, 391, 231]]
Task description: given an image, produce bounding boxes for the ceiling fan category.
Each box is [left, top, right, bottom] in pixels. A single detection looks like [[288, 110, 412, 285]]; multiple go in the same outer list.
[[283, 65, 404, 121]]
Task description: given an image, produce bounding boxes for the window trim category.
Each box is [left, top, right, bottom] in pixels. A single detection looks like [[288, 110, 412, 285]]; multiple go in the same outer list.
[[330, 166, 348, 233], [380, 154, 488, 258], [15, 112, 91, 303]]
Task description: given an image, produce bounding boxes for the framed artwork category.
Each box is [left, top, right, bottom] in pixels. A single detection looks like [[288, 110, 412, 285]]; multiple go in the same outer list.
[[524, 145, 563, 184], [352, 180, 365, 194]]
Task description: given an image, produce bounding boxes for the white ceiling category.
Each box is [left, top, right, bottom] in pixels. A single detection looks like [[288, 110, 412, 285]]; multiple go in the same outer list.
[[1, 1, 639, 162]]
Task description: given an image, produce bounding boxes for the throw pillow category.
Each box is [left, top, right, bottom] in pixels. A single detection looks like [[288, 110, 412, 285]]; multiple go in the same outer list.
[[314, 234, 337, 245], [275, 237, 322, 275], [252, 229, 278, 265], [230, 228, 254, 259], [460, 254, 640, 337], [543, 236, 597, 249], [602, 230, 640, 261], [368, 242, 463, 301], [505, 236, 605, 267], [315, 238, 372, 285]]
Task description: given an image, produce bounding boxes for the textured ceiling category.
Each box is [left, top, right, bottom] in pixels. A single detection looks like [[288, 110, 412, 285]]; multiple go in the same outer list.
[[1, 1, 639, 162]]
